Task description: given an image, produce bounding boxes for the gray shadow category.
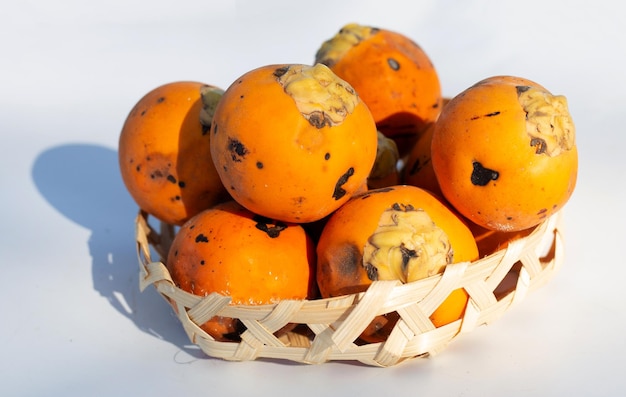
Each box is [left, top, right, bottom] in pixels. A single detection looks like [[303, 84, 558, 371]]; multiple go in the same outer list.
[[31, 143, 204, 358]]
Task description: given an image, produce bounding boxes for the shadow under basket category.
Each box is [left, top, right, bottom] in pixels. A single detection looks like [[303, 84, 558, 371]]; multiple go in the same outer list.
[[136, 210, 565, 367]]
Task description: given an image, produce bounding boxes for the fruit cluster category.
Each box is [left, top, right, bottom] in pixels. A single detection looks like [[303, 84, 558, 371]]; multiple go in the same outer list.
[[119, 23, 577, 343]]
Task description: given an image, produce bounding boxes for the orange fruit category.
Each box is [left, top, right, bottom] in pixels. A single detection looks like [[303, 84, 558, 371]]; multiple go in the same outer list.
[[119, 81, 229, 225], [166, 200, 317, 341], [210, 63, 378, 223], [316, 185, 479, 341], [431, 76, 578, 231], [316, 23, 442, 155]]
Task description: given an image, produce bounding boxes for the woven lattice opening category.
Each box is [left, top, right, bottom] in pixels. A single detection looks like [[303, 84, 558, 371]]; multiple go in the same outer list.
[[135, 210, 564, 367]]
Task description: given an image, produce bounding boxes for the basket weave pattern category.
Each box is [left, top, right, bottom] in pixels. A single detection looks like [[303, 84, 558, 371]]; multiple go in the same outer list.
[[136, 210, 564, 367]]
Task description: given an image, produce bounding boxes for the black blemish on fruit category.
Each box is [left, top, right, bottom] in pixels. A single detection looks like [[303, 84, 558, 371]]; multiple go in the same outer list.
[[364, 262, 379, 281], [167, 175, 177, 184], [195, 233, 209, 243], [530, 137, 547, 154], [202, 124, 210, 135], [150, 170, 164, 179], [156, 97, 165, 104], [470, 111, 501, 120], [332, 167, 355, 200], [173, 195, 181, 201], [200, 260, 205, 265], [325, 152, 331, 160], [432, 102, 440, 109], [253, 215, 287, 238], [213, 122, 219, 135], [391, 202, 415, 212], [178, 181, 186, 188], [359, 187, 394, 200], [135, 165, 141, 172], [506, 216, 513, 221], [273, 66, 290, 78], [400, 244, 418, 272], [174, 250, 178, 257], [471, 161, 499, 186], [140, 110, 146, 116], [308, 111, 333, 129], [228, 137, 248, 162], [325, 243, 365, 281], [256, 161, 264, 169], [516, 85, 531, 95], [408, 157, 428, 175], [387, 58, 400, 71]]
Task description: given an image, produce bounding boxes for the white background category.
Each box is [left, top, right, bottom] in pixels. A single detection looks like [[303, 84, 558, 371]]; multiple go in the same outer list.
[[2, 0, 624, 396]]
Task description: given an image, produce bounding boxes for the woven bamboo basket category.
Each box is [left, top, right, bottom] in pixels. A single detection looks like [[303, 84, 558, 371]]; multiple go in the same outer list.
[[136, 209, 564, 367]]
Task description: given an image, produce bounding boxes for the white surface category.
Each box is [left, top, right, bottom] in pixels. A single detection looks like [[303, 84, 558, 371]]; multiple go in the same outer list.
[[1, 1, 624, 396]]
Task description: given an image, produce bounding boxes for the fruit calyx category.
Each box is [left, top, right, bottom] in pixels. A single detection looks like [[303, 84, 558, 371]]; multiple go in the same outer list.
[[517, 86, 576, 157], [315, 23, 378, 67], [275, 64, 358, 128], [363, 203, 453, 283]]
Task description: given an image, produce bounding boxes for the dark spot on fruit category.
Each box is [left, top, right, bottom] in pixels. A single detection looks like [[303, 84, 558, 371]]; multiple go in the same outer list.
[[332, 167, 355, 200], [391, 202, 415, 212], [387, 58, 400, 71], [537, 208, 547, 215], [530, 138, 547, 154], [330, 243, 364, 280], [324, 152, 331, 160], [167, 175, 177, 184], [253, 215, 287, 238], [200, 260, 205, 265], [240, 95, 244, 99], [364, 262, 378, 281], [178, 181, 186, 188], [256, 161, 264, 169], [140, 110, 146, 116], [202, 124, 210, 135], [213, 122, 219, 135], [174, 195, 181, 201], [408, 157, 428, 175], [308, 111, 332, 129], [470, 111, 501, 120], [228, 137, 248, 162], [195, 234, 209, 243], [174, 250, 178, 257], [136, 165, 141, 172], [156, 97, 165, 104], [273, 66, 290, 78], [399, 244, 417, 272], [471, 161, 499, 186], [516, 85, 531, 95], [506, 216, 513, 221]]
